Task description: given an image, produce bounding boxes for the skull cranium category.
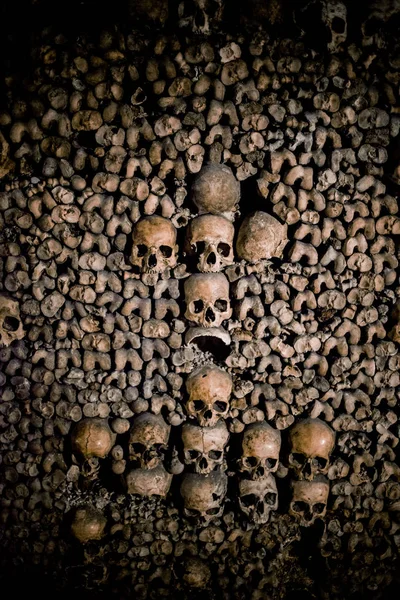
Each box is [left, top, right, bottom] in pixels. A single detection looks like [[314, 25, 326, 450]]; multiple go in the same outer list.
[[71, 418, 115, 479], [238, 473, 278, 525], [287, 418, 335, 481], [289, 477, 330, 527], [236, 211, 288, 263], [184, 214, 235, 272], [180, 471, 228, 521], [0, 294, 24, 347], [184, 273, 232, 327], [182, 420, 229, 474], [128, 413, 171, 469], [186, 365, 232, 427], [239, 422, 281, 480], [126, 464, 173, 497], [191, 162, 240, 218], [130, 215, 178, 275]]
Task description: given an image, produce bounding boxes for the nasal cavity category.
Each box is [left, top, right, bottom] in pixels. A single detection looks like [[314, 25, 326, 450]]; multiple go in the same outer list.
[[207, 252, 216, 265], [199, 458, 208, 470], [206, 308, 215, 322], [203, 410, 212, 421], [148, 254, 157, 268]]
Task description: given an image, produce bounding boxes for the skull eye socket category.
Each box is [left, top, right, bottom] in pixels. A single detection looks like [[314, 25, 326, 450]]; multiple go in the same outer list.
[[315, 457, 327, 470], [213, 401, 227, 413], [131, 443, 146, 454], [193, 400, 205, 411], [217, 242, 231, 257], [195, 241, 205, 255], [266, 458, 277, 470], [192, 300, 204, 314], [214, 299, 228, 312], [206, 507, 220, 515], [185, 508, 201, 517], [137, 244, 147, 257], [292, 501, 309, 514], [244, 456, 258, 468], [313, 503, 326, 515], [188, 450, 201, 460], [3, 316, 20, 332], [160, 245, 172, 258], [264, 492, 277, 506], [292, 453, 307, 465], [240, 494, 257, 508], [208, 450, 222, 460]]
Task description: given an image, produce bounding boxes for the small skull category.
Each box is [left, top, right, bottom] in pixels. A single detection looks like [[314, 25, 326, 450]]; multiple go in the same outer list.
[[70, 505, 107, 543], [191, 162, 240, 218], [288, 418, 336, 481], [180, 557, 211, 589], [0, 294, 24, 347], [239, 474, 278, 525], [71, 418, 115, 478], [289, 477, 330, 527], [322, 0, 347, 53], [129, 413, 171, 469], [182, 420, 229, 474], [184, 273, 232, 327], [180, 471, 228, 521], [130, 215, 178, 274], [186, 365, 232, 427], [236, 211, 288, 262], [184, 214, 235, 272], [126, 464, 173, 497], [239, 422, 281, 480]]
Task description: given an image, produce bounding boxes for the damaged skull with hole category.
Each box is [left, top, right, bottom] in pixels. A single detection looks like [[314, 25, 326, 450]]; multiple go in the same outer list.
[[238, 473, 278, 525], [181, 420, 229, 474], [0, 294, 24, 347], [184, 273, 232, 327], [289, 477, 330, 527], [287, 418, 336, 481], [130, 215, 178, 277], [71, 418, 115, 479], [322, 0, 347, 52], [128, 413, 171, 469], [239, 422, 281, 480], [184, 214, 235, 272], [180, 471, 228, 522], [185, 364, 232, 427]]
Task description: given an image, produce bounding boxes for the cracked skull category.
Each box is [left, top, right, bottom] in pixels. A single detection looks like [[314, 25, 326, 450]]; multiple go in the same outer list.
[[182, 420, 229, 474], [239, 474, 278, 525], [239, 422, 281, 480], [130, 215, 178, 274], [185, 214, 235, 272], [191, 162, 240, 217], [0, 294, 24, 347], [186, 365, 232, 427], [288, 418, 336, 481], [180, 471, 228, 521], [71, 418, 115, 479], [289, 477, 330, 527], [129, 413, 171, 469], [184, 273, 232, 327]]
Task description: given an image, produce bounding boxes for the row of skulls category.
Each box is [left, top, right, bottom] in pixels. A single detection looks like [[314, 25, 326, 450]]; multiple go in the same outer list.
[[69, 362, 336, 526]]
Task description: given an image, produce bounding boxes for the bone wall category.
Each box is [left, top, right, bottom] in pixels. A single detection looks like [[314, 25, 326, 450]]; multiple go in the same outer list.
[[1, 1, 400, 599]]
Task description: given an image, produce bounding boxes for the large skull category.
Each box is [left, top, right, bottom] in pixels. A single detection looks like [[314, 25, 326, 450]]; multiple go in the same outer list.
[[238, 474, 278, 525], [236, 211, 288, 262], [289, 477, 330, 527], [184, 273, 232, 327], [130, 216, 178, 274], [191, 163, 240, 218], [129, 413, 171, 469], [126, 464, 172, 497], [184, 214, 235, 272], [239, 422, 281, 480], [186, 365, 232, 427], [180, 471, 227, 521], [182, 420, 229, 474], [0, 295, 24, 347], [71, 418, 115, 479], [287, 418, 335, 481]]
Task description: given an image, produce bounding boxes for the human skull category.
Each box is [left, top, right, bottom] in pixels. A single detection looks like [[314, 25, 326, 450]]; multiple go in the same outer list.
[[236, 211, 288, 262], [289, 477, 330, 527], [71, 418, 115, 479], [322, 1, 347, 53], [287, 418, 335, 481], [126, 464, 173, 497], [180, 471, 228, 521], [239, 422, 281, 480], [130, 215, 178, 274], [182, 420, 229, 474], [180, 557, 211, 589], [70, 505, 107, 543], [184, 214, 235, 272], [191, 163, 240, 217], [238, 474, 278, 525], [0, 294, 24, 347], [184, 273, 232, 327], [129, 413, 171, 469], [186, 365, 232, 427]]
